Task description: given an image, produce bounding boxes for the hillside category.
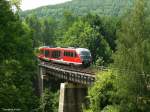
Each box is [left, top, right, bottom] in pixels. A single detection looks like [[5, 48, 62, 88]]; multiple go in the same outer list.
[[20, 0, 134, 19]]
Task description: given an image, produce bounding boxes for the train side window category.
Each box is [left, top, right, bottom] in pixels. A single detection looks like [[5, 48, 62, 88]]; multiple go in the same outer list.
[[64, 51, 74, 57], [57, 51, 61, 58], [64, 52, 66, 56], [45, 50, 49, 57], [68, 52, 70, 56], [67, 52, 70, 56], [52, 50, 61, 58], [64, 51, 68, 56], [70, 52, 73, 57]]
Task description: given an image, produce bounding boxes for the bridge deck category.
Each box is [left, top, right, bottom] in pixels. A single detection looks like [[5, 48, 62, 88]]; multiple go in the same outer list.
[[39, 62, 95, 85]]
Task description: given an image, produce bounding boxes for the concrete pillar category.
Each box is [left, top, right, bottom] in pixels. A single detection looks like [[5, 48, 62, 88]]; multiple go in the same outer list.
[[59, 83, 87, 112], [38, 67, 45, 112], [38, 67, 44, 96]]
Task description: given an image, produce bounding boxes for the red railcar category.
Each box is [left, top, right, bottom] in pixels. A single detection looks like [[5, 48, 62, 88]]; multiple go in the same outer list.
[[38, 46, 92, 66]]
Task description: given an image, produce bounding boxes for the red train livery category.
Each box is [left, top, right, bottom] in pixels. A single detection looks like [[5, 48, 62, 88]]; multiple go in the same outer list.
[[38, 46, 92, 66]]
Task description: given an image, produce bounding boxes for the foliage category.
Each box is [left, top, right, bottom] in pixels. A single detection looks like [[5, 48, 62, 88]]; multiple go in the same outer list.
[[20, 0, 134, 19], [10, 0, 21, 11], [39, 89, 59, 112], [113, 0, 150, 111], [86, 70, 119, 112], [0, 0, 39, 111], [86, 0, 150, 112], [95, 57, 104, 66], [101, 105, 120, 112], [23, 5, 118, 65], [24, 15, 57, 47], [55, 11, 77, 39], [82, 14, 118, 51], [56, 16, 113, 64], [1, 0, 150, 111]]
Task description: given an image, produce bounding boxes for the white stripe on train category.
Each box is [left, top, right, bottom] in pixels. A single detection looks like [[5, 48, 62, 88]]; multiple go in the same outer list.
[[45, 58, 82, 66]]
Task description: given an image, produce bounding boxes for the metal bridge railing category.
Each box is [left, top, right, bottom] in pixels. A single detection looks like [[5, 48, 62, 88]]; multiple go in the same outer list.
[[39, 62, 95, 85]]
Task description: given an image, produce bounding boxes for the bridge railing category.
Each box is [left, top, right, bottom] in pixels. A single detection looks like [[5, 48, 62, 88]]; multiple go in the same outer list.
[[39, 62, 95, 85]]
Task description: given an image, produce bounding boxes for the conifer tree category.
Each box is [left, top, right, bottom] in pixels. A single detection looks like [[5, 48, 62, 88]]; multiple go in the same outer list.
[[113, 0, 150, 111], [86, 1, 150, 112]]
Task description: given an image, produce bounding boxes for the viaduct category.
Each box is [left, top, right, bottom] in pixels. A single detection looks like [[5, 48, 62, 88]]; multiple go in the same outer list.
[[38, 61, 104, 112]]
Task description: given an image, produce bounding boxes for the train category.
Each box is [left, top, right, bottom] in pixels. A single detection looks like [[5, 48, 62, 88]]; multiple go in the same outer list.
[[38, 46, 92, 67]]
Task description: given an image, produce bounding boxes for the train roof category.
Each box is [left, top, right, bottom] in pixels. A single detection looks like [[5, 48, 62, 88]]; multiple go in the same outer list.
[[39, 46, 90, 52]]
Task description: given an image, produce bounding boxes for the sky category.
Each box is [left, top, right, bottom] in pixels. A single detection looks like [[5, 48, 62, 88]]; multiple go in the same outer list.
[[21, 0, 72, 11]]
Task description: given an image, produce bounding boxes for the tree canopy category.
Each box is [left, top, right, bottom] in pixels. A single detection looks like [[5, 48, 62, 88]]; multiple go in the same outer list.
[[86, 0, 150, 112], [0, 0, 39, 111], [1, 0, 150, 111]]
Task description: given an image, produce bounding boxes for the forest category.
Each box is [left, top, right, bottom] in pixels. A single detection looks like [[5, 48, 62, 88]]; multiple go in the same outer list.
[[0, 0, 150, 111], [21, 0, 134, 19]]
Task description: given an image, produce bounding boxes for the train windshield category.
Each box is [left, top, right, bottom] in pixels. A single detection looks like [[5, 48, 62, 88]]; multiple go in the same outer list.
[[80, 51, 91, 60], [80, 51, 91, 56]]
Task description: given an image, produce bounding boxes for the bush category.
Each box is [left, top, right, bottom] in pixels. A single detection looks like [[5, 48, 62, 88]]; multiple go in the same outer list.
[[86, 70, 118, 112]]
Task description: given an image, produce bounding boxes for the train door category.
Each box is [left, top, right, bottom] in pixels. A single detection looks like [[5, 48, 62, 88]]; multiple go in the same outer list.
[[74, 51, 81, 63]]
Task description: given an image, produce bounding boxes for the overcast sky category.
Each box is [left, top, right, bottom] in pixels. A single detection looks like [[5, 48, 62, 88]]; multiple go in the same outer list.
[[21, 0, 72, 11]]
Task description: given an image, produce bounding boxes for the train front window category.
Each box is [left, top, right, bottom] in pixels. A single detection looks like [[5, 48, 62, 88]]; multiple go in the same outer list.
[[80, 51, 91, 60], [80, 51, 91, 56]]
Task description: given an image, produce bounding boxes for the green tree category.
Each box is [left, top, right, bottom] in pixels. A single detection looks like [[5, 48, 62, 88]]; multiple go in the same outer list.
[[57, 19, 112, 64], [86, 0, 150, 112], [10, 0, 21, 11], [113, 0, 150, 111], [85, 70, 120, 112], [25, 15, 43, 47], [39, 89, 59, 112], [0, 0, 39, 111], [41, 18, 56, 46], [25, 15, 56, 47], [82, 14, 118, 51], [55, 11, 76, 39]]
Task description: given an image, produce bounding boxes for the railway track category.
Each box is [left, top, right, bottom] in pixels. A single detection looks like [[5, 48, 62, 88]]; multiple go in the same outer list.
[[40, 61, 95, 75], [38, 60, 109, 85]]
